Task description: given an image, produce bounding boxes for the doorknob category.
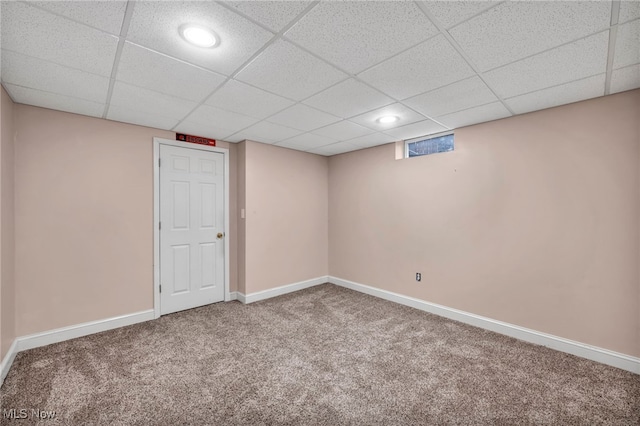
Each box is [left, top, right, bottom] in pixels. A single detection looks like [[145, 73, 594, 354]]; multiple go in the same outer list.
[[217, 232, 224, 239]]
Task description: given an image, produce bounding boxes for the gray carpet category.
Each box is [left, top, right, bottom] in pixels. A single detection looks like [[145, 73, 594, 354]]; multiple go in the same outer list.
[[1, 284, 639, 425]]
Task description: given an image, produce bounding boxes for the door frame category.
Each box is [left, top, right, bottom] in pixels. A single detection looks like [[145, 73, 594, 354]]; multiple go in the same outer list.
[[152, 137, 231, 319]]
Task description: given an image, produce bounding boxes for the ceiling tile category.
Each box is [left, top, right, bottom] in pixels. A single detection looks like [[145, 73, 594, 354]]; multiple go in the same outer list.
[[236, 40, 347, 100], [116, 42, 226, 103], [28, 1, 127, 35], [484, 31, 609, 99], [1, 50, 110, 103], [610, 64, 640, 94], [229, 121, 304, 144], [1, 1, 118, 76], [223, 134, 248, 144], [174, 121, 236, 141], [450, 1, 611, 72], [126, 1, 273, 76], [619, 2, 640, 24], [277, 133, 336, 150], [223, 1, 312, 32], [359, 35, 475, 100], [349, 103, 426, 131], [424, 1, 502, 29], [403, 76, 497, 118], [205, 79, 294, 119], [613, 19, 640, 70], [4, 83, 104, 118], [435, 102, 511, 129], [110, 82, 197, 120], [346, 132, 398, 148], [307, 142, 360, 156], [267, 104, 341, 132], [303, 78, 393, 119], [183, 104, 259, 134], [384, 120, 448, 141], [107, 105, 179, 130], [284, 1, 437, 74], [312, 120, 374, 141], [505, 74, 605, 114]]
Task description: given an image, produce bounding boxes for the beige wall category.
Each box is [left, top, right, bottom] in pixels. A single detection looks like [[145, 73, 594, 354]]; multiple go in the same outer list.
[[329, 90, 640, 357], [1, 87, 16, 360], [14, 105, 238, 336], [11, 102, 325, 337], [242, 141, 328, 294]]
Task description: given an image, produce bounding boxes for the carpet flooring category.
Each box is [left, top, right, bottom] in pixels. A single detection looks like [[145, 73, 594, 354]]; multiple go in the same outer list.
[[1, 284, 639, 425]]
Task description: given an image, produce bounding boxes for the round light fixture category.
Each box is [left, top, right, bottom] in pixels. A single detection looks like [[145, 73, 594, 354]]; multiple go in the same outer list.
[[377, 115, 399, 124], [180, 24, 218, 48]]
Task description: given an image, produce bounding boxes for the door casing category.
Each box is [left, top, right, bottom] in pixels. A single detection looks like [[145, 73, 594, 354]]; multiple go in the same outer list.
[[153, 137, 230, 319]]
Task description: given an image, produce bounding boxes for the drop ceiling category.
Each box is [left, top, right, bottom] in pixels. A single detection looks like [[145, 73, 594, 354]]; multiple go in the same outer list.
[[1, 1, 638, 156]]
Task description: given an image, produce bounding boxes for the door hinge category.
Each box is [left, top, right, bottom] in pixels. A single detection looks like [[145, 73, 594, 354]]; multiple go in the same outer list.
[[158, 158, 161, 167], [160, 284, 162, 293], [159, 221, 161, 230]]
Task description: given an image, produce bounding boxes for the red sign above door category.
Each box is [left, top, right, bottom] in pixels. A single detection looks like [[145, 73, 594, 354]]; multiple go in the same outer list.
[[176, 133, 216, 146]]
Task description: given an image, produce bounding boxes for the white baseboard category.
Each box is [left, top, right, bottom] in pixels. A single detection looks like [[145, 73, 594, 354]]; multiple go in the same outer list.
[[2, 309, 154, 387], [1, 338, 18, 387], [238, 276, 328, 304], [329, 276, 640, 375], [229, 292, 238, 301], [16, 310, 155, 353]]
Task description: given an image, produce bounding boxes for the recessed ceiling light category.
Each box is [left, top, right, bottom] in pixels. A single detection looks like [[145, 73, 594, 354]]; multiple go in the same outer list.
[[377, 115, 399, 124], [180, 24, 218, 48]]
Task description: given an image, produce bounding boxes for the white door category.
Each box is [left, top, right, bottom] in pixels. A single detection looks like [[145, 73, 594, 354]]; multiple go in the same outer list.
[[160, 144, 225, 315]]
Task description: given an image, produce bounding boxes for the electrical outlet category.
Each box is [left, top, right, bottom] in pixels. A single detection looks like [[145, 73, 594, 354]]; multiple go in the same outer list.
[[416, 273, 421, 282]]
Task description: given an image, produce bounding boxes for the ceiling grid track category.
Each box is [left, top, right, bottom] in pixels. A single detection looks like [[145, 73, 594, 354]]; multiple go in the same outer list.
[[478, 27, 613, 81], [414, 1, 515, 116], [170, 1, 321, 132], [444, 1, 506, 33], [604, 1, 621, 95], [279, 33, 453, 131], [176, 1, 458, 142], [102, 0, 136, 119], [220, 38, 396, 143], [19, 0, 116, 36]]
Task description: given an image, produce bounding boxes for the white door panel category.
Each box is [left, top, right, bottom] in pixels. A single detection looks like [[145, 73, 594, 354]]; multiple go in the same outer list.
[[160, 144, 225, 315]]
